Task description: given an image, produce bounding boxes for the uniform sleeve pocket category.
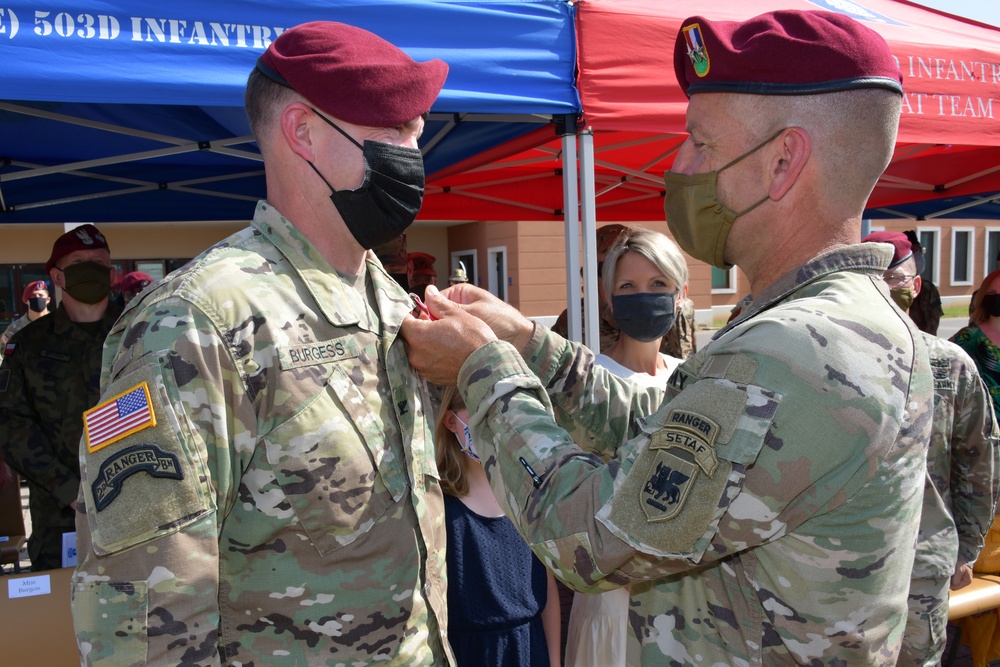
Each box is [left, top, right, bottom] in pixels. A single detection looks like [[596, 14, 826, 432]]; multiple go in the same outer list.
[[81, 357, 215, 555], [599, 376, 780, 559], [73, 579, 148, 666]]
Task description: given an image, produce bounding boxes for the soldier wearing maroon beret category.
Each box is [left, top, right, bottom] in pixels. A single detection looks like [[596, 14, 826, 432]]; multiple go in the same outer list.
[[862, 230, 1000, 666], [399, 9, 935, 667], [1, 224, 121, 573], [73, 22, 456, 665]]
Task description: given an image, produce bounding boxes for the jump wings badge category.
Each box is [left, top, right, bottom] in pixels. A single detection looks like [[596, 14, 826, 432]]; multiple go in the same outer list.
[[641, 410, 720, 521], [682, 24, 710, 78]]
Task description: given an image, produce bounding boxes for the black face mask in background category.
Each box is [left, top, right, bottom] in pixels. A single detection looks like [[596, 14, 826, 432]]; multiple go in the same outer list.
[[60, 261, 111, 304], [27, 296, 48, 313], [306, 109, 425, 250], [983, 294, 1000, 318]]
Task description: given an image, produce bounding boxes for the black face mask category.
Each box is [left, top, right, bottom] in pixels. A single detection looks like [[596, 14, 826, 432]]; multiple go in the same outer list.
[[27, 296, 48, 313], [60, 261, 111, 304], [307, 109, 425, 250], [983, 294, 1000, 318], [612, 291, 677, 343]]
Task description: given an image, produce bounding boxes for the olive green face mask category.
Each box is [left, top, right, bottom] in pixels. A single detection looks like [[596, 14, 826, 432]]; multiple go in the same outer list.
[[663, 130, 783, 269], [890, 286, 915, 312]]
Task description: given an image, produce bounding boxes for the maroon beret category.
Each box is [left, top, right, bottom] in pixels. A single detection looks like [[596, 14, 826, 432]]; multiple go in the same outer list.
[[119, 271, 154, 295], [597, 224, 628, 255], [46, 224, 110, 273], [861, 231, 913, 268], [257, 21, 448, 127], [407, 252, 437, 278], [21, 280, 48, 303], [674, 11, 903, 97]]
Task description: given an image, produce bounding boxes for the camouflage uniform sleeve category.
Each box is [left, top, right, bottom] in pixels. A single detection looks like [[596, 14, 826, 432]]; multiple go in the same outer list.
[[72, 296, 247, 665], [950, 353, 1000, 565], [523, 325, 666, 460], [0, 330, 79, 507], [462, 315, 916, 598]]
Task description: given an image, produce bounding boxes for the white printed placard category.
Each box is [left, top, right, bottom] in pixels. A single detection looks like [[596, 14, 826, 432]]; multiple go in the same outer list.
[[7, 574, 51, 599], [62, 531, 77, 569]]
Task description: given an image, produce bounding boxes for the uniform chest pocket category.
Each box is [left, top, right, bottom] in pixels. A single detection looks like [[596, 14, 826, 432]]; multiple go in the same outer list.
[[262, 365, 404, 557]]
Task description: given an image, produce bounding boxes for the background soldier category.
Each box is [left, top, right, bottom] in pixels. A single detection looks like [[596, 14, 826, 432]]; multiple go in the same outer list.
[[0, 225, 119, 571]]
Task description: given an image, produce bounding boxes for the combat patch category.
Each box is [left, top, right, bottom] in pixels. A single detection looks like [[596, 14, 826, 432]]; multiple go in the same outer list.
[[930, 356, 955, 392], [83, 382, 156, 453], [91, 443, 183, 511], [279, 335, 359, 370], [638, 411, 721, 522]]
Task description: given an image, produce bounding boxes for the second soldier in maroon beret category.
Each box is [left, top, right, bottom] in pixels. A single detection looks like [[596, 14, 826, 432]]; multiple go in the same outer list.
[[400, 8, 935, 667], [72, 22, 457, 665], [0, 223, 121, 573]]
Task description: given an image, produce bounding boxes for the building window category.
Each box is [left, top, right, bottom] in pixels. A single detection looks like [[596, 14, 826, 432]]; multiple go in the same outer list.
[[487, 246, 508, 302], [711, 266, 736, 294], [986, 228, 1000, 278], [952, 228, 974, 286], [450, 250, 477, 286], [917, 228, 940, 286]]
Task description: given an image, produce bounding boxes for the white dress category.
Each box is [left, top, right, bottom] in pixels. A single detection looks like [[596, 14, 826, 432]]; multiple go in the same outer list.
[[563, 352, 682, 667]]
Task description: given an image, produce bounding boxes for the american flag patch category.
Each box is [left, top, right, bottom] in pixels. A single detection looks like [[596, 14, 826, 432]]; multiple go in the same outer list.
[[83, 382, 156, 453], [4, 342, 14, 356]]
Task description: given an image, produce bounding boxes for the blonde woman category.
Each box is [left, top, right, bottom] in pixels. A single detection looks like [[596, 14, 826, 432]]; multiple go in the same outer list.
[[565, 227, 688, 666]]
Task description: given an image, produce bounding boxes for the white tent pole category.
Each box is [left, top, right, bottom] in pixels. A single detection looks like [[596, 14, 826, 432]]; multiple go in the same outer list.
[[580, 129, 599, 353], [560, 120, 582, 343]]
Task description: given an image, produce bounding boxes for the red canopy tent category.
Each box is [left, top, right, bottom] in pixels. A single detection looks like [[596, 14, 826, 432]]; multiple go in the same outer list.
[[420, 0, 1000, 347], [422, 0, 1000, 222]]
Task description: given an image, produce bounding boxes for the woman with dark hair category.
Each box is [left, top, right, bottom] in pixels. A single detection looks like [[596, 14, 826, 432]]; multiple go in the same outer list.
[[951, 269, 1000, 422]]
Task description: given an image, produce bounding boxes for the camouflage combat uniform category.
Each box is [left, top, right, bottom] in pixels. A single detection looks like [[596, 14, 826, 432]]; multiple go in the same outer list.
[[552, 297, 619, 353], [663, 296, 697, 360], [900, 335, 1000, 666], [458, 244, 933, 665], [72, 202, 452, 666], [1, 312, 31, 364], [0, 302, 120, 571]]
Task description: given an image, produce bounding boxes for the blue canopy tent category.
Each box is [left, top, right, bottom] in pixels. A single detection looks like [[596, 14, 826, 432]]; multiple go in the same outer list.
[[0, 0, 580, 223]]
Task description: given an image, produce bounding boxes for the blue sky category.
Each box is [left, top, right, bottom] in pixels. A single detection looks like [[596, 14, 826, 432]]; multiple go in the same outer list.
[[911, 1, 1000, 28]]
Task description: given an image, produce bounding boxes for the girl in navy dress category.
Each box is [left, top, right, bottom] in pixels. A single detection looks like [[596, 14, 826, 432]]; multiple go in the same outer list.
[[435, 385, 562, 667]]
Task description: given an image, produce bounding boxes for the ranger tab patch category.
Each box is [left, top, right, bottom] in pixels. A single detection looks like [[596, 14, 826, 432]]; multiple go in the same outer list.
[[83, 382, 156, 453], [641, 410, 721, 522], [91, 444, 183, 511]]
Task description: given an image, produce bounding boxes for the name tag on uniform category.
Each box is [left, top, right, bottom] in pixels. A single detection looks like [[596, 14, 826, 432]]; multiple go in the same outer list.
[[279, 336, 359, 370]]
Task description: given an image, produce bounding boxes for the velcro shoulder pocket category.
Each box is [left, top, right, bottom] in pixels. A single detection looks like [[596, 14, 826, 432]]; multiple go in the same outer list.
[[81, 354, 216, 554], [599, 354, 780, 559]]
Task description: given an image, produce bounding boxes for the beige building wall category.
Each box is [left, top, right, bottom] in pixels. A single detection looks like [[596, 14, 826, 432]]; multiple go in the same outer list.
[[0, 221, 246, 265]]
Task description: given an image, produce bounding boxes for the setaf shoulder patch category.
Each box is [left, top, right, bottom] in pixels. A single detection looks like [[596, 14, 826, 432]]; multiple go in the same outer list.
[[640, 410, 720, 521], [601, 408, 732, 557]]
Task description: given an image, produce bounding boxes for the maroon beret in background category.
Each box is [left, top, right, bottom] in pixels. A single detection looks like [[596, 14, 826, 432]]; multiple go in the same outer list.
[[862, 230, 913, 268], [256, 21, 449, 127], [46, 224, 110, 273], [21, 280, 48, 303], [119, 271, 154, 295], [674, 10, 903, 97], [407, 251, 437, 278], [597, 223, 628, 255]]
